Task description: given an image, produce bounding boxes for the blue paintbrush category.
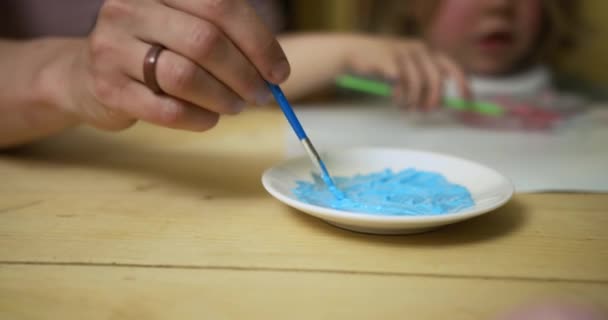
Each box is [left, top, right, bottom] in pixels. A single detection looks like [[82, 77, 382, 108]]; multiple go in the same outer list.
[[267, 83, 343, 198]]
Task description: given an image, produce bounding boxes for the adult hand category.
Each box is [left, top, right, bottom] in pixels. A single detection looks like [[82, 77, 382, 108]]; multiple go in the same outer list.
[[59, 0, 290, 131]]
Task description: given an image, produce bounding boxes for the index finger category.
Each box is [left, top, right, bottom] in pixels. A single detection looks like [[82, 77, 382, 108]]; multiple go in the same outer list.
[[163, 0, 291, 84]]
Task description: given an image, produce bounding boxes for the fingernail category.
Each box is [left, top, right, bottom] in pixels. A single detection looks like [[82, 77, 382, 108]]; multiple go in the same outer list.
[[270, 59, 290, 83], [232, 100, 246, 113], [256, 87, 272, 106]]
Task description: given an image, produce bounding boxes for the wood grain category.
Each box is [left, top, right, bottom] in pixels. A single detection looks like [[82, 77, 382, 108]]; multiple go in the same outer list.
[[1, 265, 606, 320], [1, 110, 607, 282], [1, 109, 607, 319]]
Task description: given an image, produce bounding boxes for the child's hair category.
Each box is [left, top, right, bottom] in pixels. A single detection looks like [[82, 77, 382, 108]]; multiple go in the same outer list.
[[362, 0, 583, 62]]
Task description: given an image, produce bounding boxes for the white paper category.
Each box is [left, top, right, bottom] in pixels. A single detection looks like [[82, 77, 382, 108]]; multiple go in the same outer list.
[[284, 103, 608, 193]]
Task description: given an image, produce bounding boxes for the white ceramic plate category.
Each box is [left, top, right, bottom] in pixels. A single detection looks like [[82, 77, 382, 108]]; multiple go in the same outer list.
[[262, 147, 514, 235]]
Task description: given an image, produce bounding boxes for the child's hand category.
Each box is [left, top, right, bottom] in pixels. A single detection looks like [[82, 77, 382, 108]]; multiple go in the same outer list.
[[345, 35, 471, 110]]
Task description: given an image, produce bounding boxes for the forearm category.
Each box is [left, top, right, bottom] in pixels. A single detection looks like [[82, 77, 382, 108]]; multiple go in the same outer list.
[[0, 38, 82, 149], [278, 33, 361, 100]]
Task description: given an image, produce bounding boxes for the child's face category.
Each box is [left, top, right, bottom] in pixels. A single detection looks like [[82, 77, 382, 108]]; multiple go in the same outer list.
[[425, 0, 542, 75]]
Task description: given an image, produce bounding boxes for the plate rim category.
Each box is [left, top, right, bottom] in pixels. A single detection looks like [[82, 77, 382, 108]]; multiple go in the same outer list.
[[262, 147, 514, 223]]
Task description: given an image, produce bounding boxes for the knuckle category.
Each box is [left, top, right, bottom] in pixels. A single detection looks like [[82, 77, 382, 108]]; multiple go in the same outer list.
[[410, 41, 424, 52], [91, 78, 117, 105], [201, 0, 234, 18], [85, 76, 135, 130], [217, 97, 242, 115], [396, 42, 410, 53], [99, 0, 134, 21], [429, 65, 442, 79], [240, 72, 262, 102], [157, 100, 187, 125], [435, 52, 449, 62], [88, 98, 136, 131], [162, 59, 198, 94], [88, 31, 114, 63], [186, 22, 221, 60]]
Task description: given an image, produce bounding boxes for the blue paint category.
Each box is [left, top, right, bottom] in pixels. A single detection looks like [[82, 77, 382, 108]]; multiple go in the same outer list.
[[293, 168, 474, 215], [317, 160, 346, 200], [267, 82, 342, 197]]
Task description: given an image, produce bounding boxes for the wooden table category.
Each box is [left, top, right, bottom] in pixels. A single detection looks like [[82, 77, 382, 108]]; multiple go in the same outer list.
[[1, 109, 607, 319]]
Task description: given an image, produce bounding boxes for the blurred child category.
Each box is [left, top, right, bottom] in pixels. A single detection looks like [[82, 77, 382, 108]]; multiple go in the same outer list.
[[279, 0, 586, 113]]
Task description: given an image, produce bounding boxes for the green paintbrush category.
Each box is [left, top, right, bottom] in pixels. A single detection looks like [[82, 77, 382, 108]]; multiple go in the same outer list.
[[335, 74, 504, 117]]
